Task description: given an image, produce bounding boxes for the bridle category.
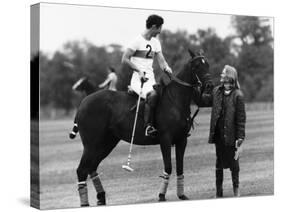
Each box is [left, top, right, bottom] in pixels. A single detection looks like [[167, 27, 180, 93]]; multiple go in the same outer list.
[[164, 55, 208, 89]]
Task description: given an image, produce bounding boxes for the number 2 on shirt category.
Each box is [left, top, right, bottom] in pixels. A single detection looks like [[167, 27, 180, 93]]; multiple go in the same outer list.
[[146, 44, 152, 58]]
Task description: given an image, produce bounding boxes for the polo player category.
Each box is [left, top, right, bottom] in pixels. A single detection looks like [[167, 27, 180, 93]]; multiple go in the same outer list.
[[122, 14, 172, 137]]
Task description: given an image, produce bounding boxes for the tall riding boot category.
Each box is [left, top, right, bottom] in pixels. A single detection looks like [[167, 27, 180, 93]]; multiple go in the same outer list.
[[144, 103, 157, 137], [144, 103, 151, 127], [231, 171, 240, 197], [216, 169, 223, 198]]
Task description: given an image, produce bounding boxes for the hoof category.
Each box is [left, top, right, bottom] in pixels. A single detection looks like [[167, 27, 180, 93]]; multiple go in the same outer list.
[[69, 132, 76, 139], [233, 187, 240, 197], [81, 204, 89, 207], [97, 192, 106, 206], [158, 193, 166, 202], [178, 195, 189, 200], [97, 200, 106, 206], [216, 191, 223, 198]]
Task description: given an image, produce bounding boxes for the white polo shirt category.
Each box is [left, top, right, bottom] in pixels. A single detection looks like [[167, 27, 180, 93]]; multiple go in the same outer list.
[[127, 35, 162, 98]]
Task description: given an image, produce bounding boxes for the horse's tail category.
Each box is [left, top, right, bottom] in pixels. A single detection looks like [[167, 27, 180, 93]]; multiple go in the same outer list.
[[69, 116, 79, 139]]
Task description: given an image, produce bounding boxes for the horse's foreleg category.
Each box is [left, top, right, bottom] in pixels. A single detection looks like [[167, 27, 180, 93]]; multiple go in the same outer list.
[[158, 135, 172, 201], [175, 138, 189, 200]]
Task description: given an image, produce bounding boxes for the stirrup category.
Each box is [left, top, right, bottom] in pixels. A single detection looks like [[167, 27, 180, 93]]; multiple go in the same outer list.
[[145, 125, 158, 137]]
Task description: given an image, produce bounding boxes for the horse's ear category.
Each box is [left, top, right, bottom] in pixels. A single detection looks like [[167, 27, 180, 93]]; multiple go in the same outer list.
[[188, 49, 195, 58]]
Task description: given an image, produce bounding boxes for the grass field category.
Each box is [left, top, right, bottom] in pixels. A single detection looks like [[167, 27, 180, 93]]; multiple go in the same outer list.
[[38, 109, 274, 209]]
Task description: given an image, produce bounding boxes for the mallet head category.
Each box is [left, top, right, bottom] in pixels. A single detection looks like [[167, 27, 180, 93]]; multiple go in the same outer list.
[[122, 165, 134, 172]]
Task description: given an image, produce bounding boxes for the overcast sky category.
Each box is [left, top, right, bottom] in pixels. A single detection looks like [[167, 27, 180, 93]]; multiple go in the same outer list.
[[39, 3, 273, 55]]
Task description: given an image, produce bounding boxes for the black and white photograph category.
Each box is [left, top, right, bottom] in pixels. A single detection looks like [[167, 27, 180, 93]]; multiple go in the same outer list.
[[30, 2, 274, 210]]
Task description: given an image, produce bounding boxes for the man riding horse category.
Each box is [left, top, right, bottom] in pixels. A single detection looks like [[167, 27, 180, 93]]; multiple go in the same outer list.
[[70, 14, 212, 207], [122, 14, 173, 137]]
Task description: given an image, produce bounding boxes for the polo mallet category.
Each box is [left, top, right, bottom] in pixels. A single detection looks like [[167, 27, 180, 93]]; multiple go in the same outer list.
[[122, 73, 147, 172]]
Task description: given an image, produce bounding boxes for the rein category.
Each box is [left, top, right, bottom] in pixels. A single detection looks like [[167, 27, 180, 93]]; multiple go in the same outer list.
[[164, 55, 206, 88], [165, 71, 197, 87]]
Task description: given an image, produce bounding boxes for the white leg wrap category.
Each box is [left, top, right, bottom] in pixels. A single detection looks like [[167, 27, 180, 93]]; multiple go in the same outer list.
[[77, 182, 89, 206], [91, 173, 105, 194], [77, 181, 87, 186], [177, 175, 185, 196], [159, 172, 170, 195]]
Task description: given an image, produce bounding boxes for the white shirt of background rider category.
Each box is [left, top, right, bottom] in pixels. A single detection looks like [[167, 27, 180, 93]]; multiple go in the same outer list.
[[127, 34, 162, 98], [99, 72, 118, 91]]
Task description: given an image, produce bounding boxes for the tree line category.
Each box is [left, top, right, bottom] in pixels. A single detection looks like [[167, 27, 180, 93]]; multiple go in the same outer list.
[[33, 16, 273, 113]]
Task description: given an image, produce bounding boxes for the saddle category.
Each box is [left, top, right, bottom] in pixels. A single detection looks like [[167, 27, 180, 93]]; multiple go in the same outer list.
[[127, 83, 164, 112], [127, 86, 145, 111]]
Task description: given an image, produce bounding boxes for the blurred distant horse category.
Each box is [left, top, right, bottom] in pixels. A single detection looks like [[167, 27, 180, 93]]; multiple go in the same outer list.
[[64, 60, 99, 95], [72, 77, 98, 96], [70, 49, 212, 206]]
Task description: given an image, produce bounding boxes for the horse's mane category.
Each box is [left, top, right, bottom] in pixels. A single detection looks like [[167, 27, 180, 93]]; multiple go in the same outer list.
[[158, 59, 192, 87], [176, 60, 192, 81]]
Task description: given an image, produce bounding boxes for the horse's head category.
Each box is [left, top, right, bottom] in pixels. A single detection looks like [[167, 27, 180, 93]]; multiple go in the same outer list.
[[187, 49, 213, 92], [188, 49, 212, 88], [72, 77, 98, 95]]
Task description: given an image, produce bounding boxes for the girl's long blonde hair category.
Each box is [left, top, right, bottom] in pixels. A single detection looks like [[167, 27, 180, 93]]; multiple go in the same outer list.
[[221, 65, 240, 89]]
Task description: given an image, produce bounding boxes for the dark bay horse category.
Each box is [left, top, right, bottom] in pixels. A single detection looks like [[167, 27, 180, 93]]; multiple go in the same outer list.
[[71, 49, 212, 206]]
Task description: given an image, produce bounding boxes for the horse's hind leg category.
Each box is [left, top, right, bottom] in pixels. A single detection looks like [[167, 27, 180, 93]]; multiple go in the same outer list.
[[88, 158, 106, 206], [76, 149, 93, 207], [175, 138, 189, 200], [88, 134, 120, 206], [158, 134, 172, 201]]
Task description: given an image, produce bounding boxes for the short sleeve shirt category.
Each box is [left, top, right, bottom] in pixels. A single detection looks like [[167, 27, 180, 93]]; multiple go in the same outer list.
[[127, 35, 162, 78], [127, 35, 162, 98]]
